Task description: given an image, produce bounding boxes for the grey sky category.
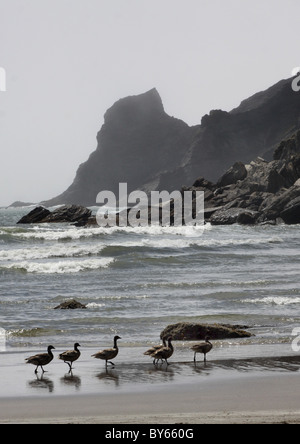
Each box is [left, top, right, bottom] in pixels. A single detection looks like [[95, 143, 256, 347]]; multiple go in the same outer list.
[[0, 0, 299, 206]]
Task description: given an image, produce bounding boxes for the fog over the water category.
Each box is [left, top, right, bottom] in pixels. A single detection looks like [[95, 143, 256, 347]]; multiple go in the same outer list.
[[0, 0, 299, 206]]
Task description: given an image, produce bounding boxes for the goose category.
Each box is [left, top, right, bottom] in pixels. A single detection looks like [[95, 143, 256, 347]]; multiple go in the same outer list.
[[58, 342, 81, 372], [191, 336, 213, 362], [25, 345, 55, 373], [151, 336, 173, 365], [91, 335, 121, 367], [144, 337, 166, 364]]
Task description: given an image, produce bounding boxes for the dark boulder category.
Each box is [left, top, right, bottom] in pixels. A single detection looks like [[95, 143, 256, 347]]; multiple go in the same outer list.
[[54, 299, 87, 309], [236, 211, 258, 225], [274, 130, 300, 160], [242, 158, 286, 194], [17, 206, 51, 224], [280, 195, 300, 224], [160, 322, 252, 340], [17, 204, 91, 225], [43, 205, 91, 224], [210, 207, 259, 225], [192, 177, 216, 190], [217, 161, 247, 187], [258, 184, 300, 222]]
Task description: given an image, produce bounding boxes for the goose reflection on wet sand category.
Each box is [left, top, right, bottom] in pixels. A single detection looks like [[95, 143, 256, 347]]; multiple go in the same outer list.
[[27, 374, 54, 393], [60, 372, 81, 390], [96, 368, 120, 387]]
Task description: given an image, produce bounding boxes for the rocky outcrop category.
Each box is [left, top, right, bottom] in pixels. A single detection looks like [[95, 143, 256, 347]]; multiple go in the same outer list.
[[17, 206, 51, 224], [183, 130, 300, 225], [54, 299, 87, 309], [89, 130, 300, 227], [44, 88, 196, 207], [257, 184, 300, 224], [17, 204, 91, 225], [160, 322, 252, 340], [43, 205, 91, 225], [22, 130, 300, 227], [43, 76, 300, 207], [217, 161, 248, 187]]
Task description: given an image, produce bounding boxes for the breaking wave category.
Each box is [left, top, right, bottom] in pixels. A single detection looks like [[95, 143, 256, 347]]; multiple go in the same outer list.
[[0, 257, 114, 274], [242, 296, 300, 306]]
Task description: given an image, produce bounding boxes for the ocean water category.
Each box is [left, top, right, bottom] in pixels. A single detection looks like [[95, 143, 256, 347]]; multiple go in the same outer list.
[[0, 206, 299, 360]]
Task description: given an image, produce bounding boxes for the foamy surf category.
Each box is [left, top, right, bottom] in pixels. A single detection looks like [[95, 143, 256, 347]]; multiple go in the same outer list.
[[1, 207, 299, 354], [0, 243, 106, 261], [243, 296, 300, 306], [1, 257, 114, 274]]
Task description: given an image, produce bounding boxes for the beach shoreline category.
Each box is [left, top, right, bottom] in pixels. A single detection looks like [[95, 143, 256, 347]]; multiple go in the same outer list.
[[1, 348, 300, 424], [1, 373, 300, 424]]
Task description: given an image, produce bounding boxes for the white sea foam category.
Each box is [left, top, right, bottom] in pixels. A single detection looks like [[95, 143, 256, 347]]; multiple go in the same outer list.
[[243, 296, 300, 306], [0, 243, 105, 261], [1, 228, 284, 266], [86, 302, 106, 308], [5, 221, 283, 249], [0, 327, 6, 351], [132, 235, 283, 249], [2, 257, 114, 274], [9, 223, 210, 240], [13, 226, 104, 241]]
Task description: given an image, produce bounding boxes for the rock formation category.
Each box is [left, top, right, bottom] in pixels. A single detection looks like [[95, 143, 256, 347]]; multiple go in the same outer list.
[[160, 322, 252, 340], [195, 130, 300, 225], [18, 128, 300, 227], [43, 76, 300, 207], [17, 204, 91, 225], [18, 130, 300, 227], [54, 299, 87, 309], [17, 206, 51, 224], [44, 88, 196, 207]]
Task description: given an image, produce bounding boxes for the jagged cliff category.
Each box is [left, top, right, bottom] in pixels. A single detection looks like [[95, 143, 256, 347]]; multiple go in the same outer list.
[[45, 88, 195, 206], [19, 130, 300, 226], [44, 77, 300, 207]]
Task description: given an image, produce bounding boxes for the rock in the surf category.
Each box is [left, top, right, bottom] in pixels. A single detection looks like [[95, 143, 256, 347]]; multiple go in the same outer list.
[[54, 299, 87, 309], [160, 322, 253, 340]]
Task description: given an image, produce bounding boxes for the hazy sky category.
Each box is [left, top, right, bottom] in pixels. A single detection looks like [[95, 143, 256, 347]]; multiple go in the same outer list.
[[0, 0, 299, 206]]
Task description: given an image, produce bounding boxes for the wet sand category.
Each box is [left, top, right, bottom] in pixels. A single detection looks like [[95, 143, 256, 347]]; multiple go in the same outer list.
[[1, 373, 300, 424], [1, 347, 300, 424]]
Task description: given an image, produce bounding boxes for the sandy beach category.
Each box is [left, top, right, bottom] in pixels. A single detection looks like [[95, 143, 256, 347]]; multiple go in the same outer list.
[[0, 347, 300, 424], [1, 374, 300, 424]]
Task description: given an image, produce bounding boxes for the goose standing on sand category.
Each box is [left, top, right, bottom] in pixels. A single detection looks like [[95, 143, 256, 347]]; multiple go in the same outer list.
[[91, 335, 121, 367], [25, 345, 55, 373], [191, 336, 213, 363], [58, 343, 81, 372], [144, 337, 166, 364], [151, 336, 173, 366]]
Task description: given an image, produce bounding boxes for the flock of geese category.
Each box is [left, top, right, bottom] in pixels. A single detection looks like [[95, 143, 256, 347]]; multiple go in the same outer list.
[[25, 335, 213, 374]]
